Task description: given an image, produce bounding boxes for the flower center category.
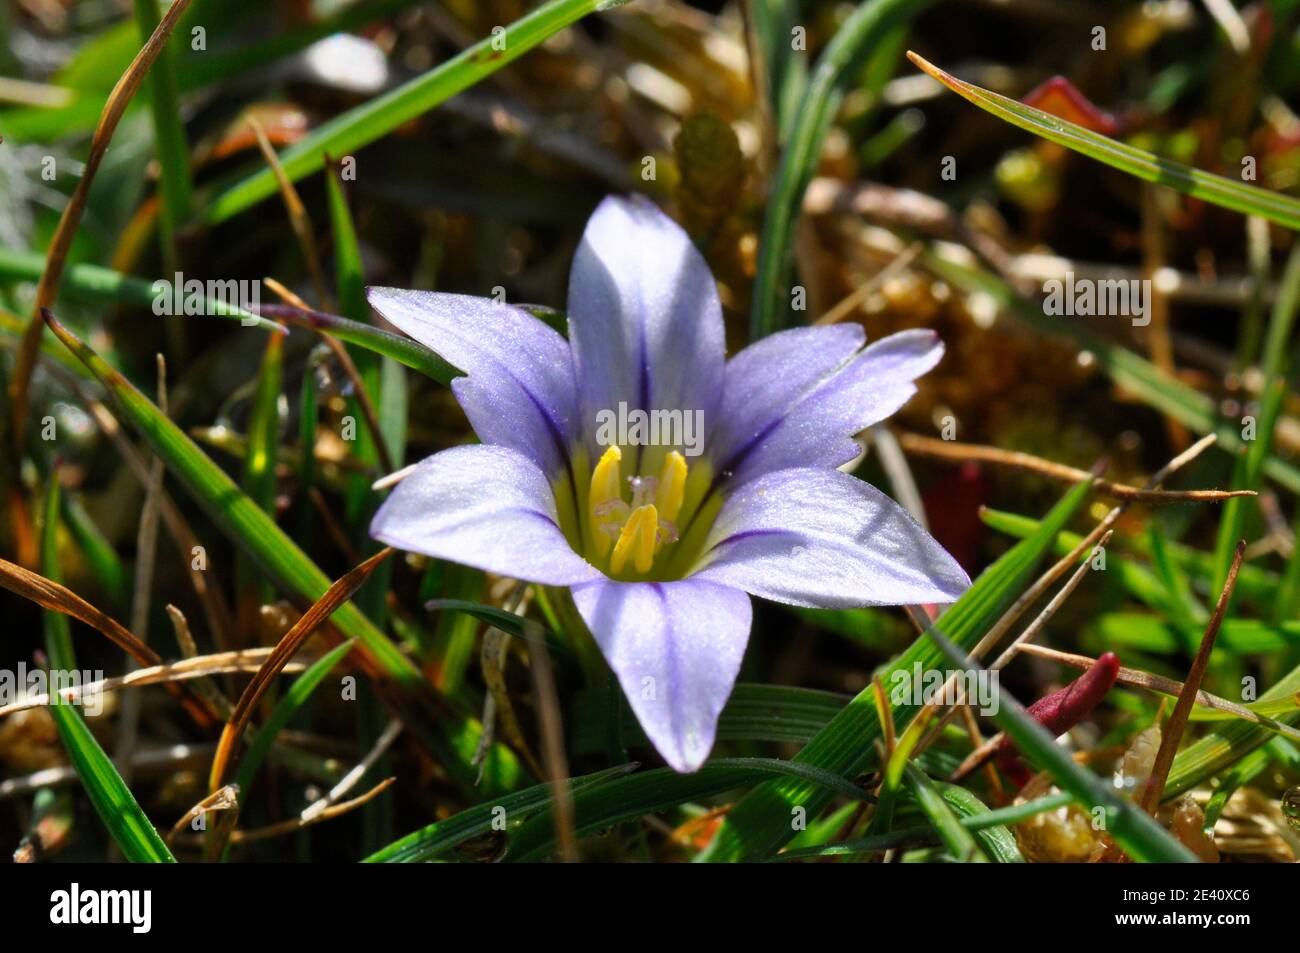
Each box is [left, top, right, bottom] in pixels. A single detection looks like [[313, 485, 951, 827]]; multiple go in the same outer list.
[[586, 446, 687, 577]]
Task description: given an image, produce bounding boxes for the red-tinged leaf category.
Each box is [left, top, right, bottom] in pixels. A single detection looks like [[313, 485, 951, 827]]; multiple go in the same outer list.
[[1026, 651, 1121, 735], [1020, 76, 1119, 136], [998, 652, 1121, 784]]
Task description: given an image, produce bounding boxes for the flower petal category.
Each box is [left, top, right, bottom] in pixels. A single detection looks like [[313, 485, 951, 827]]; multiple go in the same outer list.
[[708, 324, 866, 473], [714, 329, 943, 486], [572, 578, 751, 772], [692, 466, 970, 608], [370, 445, 598, 586], [367, 288, 577, 476], [567, 196, 725, 459]]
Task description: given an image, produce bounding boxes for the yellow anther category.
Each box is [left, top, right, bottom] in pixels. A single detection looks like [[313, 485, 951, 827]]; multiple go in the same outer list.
[[654, 451, 688, 524], [634, 505, 658, 573], [587, 445, 623, 558], [609, 504, 658, 576]]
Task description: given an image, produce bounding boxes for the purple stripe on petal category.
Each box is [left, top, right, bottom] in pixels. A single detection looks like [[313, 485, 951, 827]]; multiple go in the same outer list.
[[691, 466, 969, 609], [370, 445, 598, 587], [567, 196, 724, 457], [368, 288, 577, 477], [708, 324, 864, 473], [715, 329, 944, 486], [572, 578, 751, 773], [707, 527, 796, 550]]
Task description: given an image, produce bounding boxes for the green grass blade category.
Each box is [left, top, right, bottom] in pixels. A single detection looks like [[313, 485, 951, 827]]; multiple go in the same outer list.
[[43, 313, 523, 795], [1, 308, 100, 379], [40, 477, 77, 672], [0, 247, 281, 332], [233, 638, 358, 797], [326, 163, 368, 324], [262, 303, 458, 385], [933, 781, 1022, 862], [904, 763, 988, 862], [749, 0, 807, 141], [241, 332, 284, 517], [201, 0, 621, 224], [236, 331, 285, 621], [364, 763, 638, 863], [324, 158, 403, 553], [750, 0, 931, 340], [44, 702, 178, 863], [239, 332, 287, 590], [1277, 512, 1300, 619], [770, 790, 1070, 861], [295, 348, 323, 540], [870, 701, 931, 834], [40, 474, 176, 863], [1212, 244, 1300, 592], [699, 475, 1094, 862], [425, 598, 579, 669], [425, 598, 550, 642], [0, 247, 454, 379], [1095, 614, 1299, 656], [909, 52, 1300, 231], [506, 757, 880, 862], [706, 757, 878, 804], [1200, 746, 1272, 836], [570, 682, 849, 752], [785, 802, 858, 851], [60, 490, 131, 614], [980, 507, 1280, 605], [1165, 658, 1300, 797], [417, 563, 482, 691], [132, 0, 193, 262]]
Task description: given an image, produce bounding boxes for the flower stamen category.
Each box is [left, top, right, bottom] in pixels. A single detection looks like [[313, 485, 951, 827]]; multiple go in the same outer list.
[[586, 446, 690, 575], [654, 451, 687, 524], [610, 504, 659, 575], [588, 445, 623, 558]]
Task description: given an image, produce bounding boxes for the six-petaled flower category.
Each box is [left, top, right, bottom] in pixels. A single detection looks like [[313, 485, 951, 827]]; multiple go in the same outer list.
[[369, 196, 969, 772]]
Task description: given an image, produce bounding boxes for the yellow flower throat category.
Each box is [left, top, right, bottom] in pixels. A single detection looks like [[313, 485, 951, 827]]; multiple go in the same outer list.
[[586, 446, 687, 576]]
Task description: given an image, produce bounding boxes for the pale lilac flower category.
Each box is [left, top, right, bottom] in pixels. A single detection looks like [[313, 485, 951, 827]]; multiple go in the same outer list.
[[368, 196, 969, 772]]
